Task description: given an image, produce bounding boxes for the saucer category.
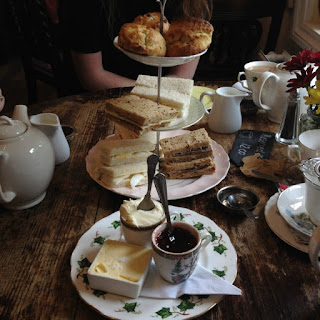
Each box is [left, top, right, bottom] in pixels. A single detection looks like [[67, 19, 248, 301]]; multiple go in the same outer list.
[[70, 206, 238, 319], [277, 183, 316, 238], [264, 193, 309, 253]]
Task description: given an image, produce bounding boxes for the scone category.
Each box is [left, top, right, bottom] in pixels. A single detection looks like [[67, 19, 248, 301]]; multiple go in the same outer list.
[[165, 17, 214, 57], [118, 23, 166, 56], [133, 12, 170, 34]]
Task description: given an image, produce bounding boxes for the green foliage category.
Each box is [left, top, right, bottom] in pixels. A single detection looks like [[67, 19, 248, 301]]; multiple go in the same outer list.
[[193, 222, 204, 230], [93, 236, 105, 245], [78, 257, 91, 268], [212, 269, 226, 277], [177, 299, 195, 312], [93, 290, 107, 297], [112, 220, 121, 229], [214, 244, 227, 254], [156, 307, 172, 318], [123, 302, 137, 313], [209, 231, 218, 241]]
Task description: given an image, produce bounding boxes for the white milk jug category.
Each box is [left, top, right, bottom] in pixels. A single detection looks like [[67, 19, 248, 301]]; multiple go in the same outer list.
[[200, 87, 248, 134]]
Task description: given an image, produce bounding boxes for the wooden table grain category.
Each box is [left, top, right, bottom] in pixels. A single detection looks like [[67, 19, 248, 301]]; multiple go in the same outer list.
[[1, 81, 320, 320]]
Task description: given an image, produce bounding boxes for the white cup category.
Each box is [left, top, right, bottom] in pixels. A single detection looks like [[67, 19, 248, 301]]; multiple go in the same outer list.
[[237, 61, 277, 92], [151, 221, 212, 283], [287, 129, 320, 162], [305, 176, 320, 226]]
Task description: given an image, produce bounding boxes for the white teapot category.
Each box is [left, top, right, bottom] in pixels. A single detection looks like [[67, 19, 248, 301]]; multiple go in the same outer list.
[[252, 63, 292, 124], [0, 105, 55, 210]]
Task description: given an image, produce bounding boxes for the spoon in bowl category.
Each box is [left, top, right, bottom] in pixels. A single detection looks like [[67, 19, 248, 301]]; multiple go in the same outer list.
[[227, 193, 259, 219], [154, 173, 175, 243]]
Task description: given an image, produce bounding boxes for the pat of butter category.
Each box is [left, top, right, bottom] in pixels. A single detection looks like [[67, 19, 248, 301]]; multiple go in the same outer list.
[[120, 198, 164, 228], [89, 240, 152, 282]]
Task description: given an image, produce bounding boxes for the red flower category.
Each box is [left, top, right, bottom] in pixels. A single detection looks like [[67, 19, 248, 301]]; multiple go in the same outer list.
[[283, 49, 314, 71], [286, 65, 318, 92], [310, 51, 320, 67]]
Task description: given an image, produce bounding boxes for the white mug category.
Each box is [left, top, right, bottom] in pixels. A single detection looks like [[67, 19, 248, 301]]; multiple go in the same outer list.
[[237, 61, 277, 92], [288, 129, 320, 162], [151, 221, 212, 283]]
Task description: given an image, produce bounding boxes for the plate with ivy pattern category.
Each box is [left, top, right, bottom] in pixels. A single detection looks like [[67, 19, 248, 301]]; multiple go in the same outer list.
[[70, 205, 238, 320]]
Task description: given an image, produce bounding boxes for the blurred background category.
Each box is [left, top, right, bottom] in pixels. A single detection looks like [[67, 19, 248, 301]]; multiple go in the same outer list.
[[0, 0, 317, 110]]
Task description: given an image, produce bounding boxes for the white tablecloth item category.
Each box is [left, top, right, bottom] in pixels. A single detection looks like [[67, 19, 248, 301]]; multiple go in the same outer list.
[[140, 263, 241, 298]]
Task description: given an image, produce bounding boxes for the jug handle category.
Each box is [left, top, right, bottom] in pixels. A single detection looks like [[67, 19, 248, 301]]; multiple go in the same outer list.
[[200, 91, 215, 115], [252, 72, 280, 111], [309, 226, 320, 274]]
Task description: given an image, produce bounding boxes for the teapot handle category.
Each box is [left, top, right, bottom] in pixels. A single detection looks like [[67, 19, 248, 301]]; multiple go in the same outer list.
[[252, 72, 280, 111], [200, 91, 215, 115], [309, 225, 320, 273]]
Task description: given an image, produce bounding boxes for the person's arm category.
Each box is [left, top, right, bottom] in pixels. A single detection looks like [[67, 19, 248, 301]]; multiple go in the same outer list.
[[71, 50, 136, 91], [166, 57, 200, 79], [71, 50, 199, 92]]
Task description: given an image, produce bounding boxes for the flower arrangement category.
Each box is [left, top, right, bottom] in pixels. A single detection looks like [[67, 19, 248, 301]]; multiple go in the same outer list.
[[283, 49, 320, 115]]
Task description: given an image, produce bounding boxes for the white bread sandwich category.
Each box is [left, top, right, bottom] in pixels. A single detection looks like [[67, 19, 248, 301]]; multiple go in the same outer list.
[[131, 75, 194, 118], [97, 161, 148, 188], [135, 75, 194, 96], [105, 94, 179, 137], [159, 128, 215, 179], [97, 138, 155, 166]]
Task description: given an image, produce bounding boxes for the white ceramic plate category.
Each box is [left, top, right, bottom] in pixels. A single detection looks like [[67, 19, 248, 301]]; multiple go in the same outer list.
[[154, 97, 205, 131], [70, 206, 238, 320], [277, 183, 316, 238], [265, 193, 309, 253], [114, 36, 207, 67], [86, 130, 230, 200]]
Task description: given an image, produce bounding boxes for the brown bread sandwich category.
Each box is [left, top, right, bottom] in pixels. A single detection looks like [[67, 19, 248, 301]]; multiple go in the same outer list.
[[160, 128, 215, 179], [105, 94, 179, 137]]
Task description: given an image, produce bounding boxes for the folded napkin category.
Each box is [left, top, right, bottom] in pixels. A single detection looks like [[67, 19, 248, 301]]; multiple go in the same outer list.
[[140, 263, 241, 299]]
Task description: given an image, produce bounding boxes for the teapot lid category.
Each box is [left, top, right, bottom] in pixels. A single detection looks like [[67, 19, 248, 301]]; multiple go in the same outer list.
[[0, 116, 27, 139]]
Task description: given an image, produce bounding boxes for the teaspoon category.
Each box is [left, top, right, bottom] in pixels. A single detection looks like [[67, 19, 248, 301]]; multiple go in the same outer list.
[[153, 173, 175, 242]]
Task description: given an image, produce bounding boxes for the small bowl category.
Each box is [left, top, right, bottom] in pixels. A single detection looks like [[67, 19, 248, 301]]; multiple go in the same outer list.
[[217, 185, 260, 217], [87, 240, 152, 298]]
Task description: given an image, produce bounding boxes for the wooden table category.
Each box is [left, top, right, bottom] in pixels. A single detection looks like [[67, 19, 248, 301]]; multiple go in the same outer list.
[[1, 81, 320, 320]]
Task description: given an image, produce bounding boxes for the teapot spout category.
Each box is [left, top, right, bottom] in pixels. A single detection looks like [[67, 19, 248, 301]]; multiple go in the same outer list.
[[12, 105, 31, 125]]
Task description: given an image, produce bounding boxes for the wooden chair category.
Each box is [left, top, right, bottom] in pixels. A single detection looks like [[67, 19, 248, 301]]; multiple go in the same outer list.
[[7, 0, 80, 104]]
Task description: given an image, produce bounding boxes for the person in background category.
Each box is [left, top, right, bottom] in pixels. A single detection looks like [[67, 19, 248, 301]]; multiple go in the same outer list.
[[59, 0, 213, 92]]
